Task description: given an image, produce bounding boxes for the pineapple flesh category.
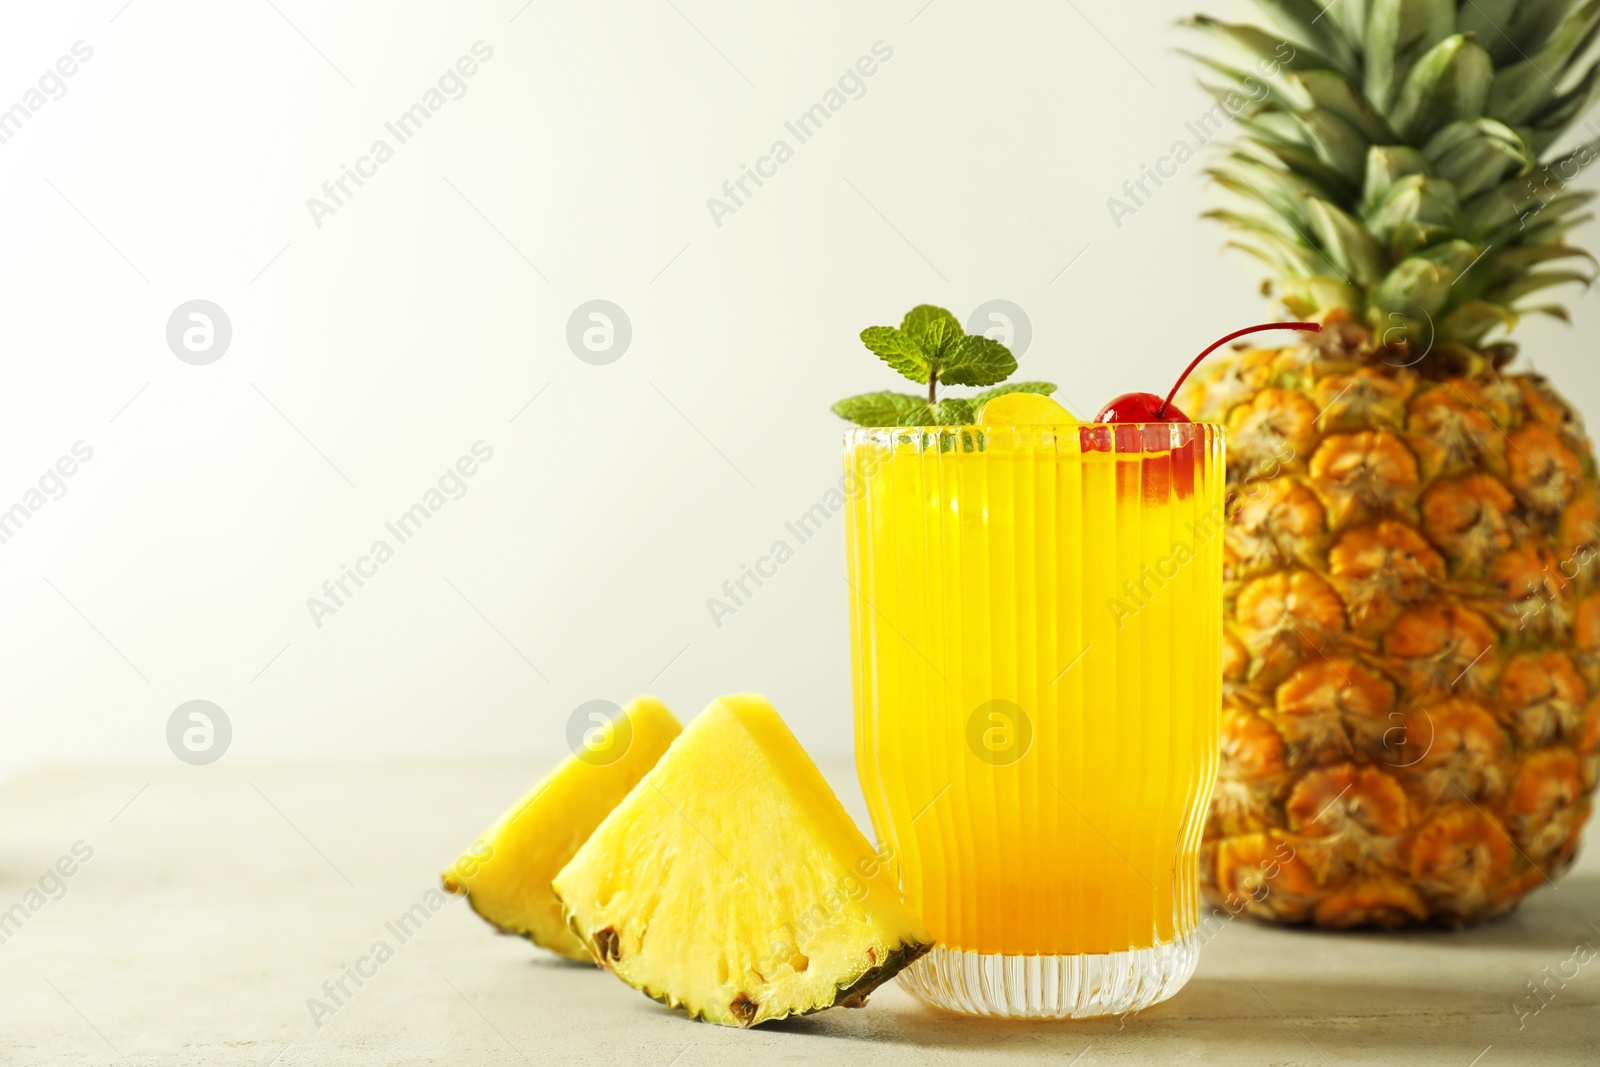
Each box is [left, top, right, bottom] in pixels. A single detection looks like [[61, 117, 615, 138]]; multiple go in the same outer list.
[[1185, 0, 1600, 926], [552, 694, 933, 1027], [443, 697, 682, 960]]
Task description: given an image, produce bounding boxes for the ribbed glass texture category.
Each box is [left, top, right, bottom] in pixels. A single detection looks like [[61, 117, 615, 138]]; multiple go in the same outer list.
[[843, 421, 1224, 1018]]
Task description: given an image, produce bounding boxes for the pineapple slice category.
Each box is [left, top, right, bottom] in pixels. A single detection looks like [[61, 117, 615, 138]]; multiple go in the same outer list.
[[442, 697, 682, 961], [552, 694, 932, 1027]]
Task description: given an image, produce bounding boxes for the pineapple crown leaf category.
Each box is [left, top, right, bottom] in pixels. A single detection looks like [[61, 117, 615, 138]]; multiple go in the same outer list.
[[1186, 0, 1600, 347]]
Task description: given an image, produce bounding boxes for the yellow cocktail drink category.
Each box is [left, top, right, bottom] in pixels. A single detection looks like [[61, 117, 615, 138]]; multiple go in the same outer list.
[[843, 416, 1224, 1018]]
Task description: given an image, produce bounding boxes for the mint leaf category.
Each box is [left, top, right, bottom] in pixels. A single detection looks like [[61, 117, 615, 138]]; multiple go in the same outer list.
[[920, 319, 966, 364], [895, 403, 934, 427], [859, 326, 931, 383], [937, 334, 1017, 387], [831, 391, 929, 426], [972, 381, 1058, 404], [900, 305, 964, 368], [900, 304, 962, 349], [931, 398, 974, 425]]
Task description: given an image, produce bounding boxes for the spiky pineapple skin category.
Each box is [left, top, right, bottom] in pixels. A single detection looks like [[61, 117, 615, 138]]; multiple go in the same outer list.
[[1189, 315, 1600, 928]]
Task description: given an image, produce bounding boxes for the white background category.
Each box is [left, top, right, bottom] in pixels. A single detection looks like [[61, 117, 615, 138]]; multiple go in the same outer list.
[[2, 0, 1596, 779]]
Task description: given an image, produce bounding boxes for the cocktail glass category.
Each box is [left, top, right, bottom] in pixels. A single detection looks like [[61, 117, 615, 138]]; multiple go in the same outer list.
[[843, 418, 1224, 1018]]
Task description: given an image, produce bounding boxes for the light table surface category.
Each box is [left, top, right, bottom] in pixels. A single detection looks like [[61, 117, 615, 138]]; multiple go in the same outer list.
[[2, 761, 1595, 1066]]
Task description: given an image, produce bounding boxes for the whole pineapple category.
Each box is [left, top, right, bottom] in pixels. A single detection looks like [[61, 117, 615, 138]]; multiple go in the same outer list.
[[1184, 0, 1600, 927]]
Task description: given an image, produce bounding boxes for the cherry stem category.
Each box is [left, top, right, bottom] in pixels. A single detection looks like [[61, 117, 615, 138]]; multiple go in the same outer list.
[[1156, 321, 1323, 418]]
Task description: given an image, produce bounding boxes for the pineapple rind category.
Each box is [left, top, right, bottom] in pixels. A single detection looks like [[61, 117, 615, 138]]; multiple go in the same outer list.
[[1186, 318, 1599, 929], [560, 904, 931, 1027]]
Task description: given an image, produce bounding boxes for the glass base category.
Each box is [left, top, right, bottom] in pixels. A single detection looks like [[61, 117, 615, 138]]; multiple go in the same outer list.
[[895, 933, 1199, 1019]]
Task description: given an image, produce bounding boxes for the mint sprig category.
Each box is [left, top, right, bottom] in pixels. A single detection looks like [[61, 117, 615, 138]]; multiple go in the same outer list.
[[832, 303, 1056, 426]]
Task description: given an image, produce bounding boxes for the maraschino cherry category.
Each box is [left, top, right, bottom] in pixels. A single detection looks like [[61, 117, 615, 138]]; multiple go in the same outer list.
[[1096, 321, 1323, 424], [1097, 392, 1191, 424]]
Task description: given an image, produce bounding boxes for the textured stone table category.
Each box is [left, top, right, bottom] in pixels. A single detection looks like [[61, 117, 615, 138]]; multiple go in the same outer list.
[[2, 761, 1595, 1066]]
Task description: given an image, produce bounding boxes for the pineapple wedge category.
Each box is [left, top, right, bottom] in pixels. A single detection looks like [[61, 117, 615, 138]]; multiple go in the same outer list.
[[552, 694, 932, 1027], [443, 696, 682, 961]]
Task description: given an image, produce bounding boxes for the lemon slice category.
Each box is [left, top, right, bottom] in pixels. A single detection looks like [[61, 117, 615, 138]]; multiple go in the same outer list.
[[975, 391, 1079, 426]]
